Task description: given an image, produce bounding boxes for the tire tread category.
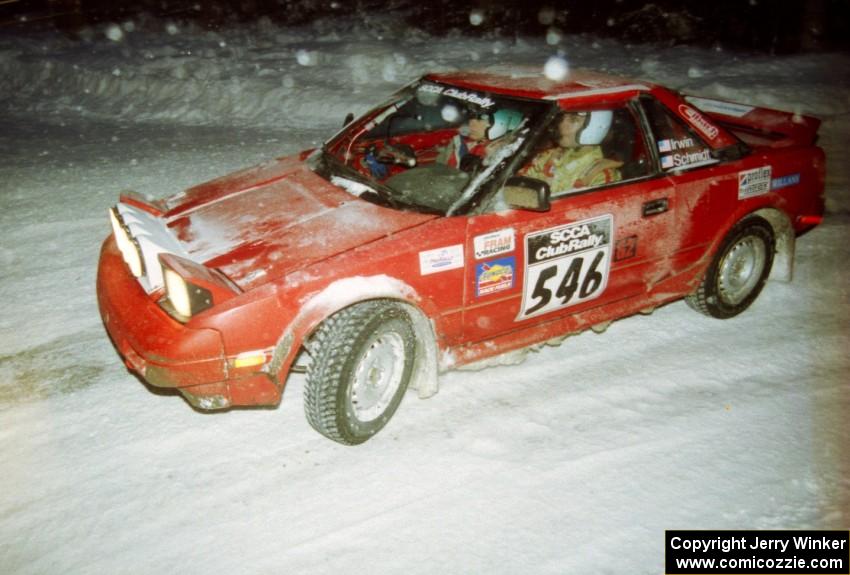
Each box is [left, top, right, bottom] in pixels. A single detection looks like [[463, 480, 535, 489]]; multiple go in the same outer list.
[[686, 216, 774, 319], [304, 300, 410, 445]]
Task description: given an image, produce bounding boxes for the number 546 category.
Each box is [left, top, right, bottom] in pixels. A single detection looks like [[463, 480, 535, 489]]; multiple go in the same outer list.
[[523, 249, 608, 317]]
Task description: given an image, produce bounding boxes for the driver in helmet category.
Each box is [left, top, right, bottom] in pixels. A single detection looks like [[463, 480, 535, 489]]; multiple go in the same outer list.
[[438, 108, 523, 169], [437, 112, 492, 168], [522, 110, 622, 191]]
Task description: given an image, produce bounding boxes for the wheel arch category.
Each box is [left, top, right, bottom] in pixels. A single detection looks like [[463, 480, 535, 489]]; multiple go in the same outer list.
[[269, 275, 440, 399]]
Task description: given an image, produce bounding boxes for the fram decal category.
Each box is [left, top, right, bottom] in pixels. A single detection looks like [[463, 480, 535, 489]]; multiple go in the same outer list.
[[679, 104, 720, 140], [419, 244, 464, 275], [738, 166, 772, 199], [771, 173, 801, 190], [476, 256, 515, 297], [474, 228, 515, 260]]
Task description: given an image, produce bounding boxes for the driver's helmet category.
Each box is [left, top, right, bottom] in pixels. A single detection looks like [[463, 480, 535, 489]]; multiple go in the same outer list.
[[577, 110, 613, 145], [487, 108, 524, 140]]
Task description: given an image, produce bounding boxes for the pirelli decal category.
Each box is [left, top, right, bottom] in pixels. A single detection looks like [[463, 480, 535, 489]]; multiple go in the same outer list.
[[518, 215, 613, 320]]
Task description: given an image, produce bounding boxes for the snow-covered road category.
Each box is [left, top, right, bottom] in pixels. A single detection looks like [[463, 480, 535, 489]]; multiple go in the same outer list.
[[1, 15, 848, 574]]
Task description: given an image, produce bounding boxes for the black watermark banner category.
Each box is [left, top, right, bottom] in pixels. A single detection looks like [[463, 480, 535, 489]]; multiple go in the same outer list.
[[666, 530, 849, 574]]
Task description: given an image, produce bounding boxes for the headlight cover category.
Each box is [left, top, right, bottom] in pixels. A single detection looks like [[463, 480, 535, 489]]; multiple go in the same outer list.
[[163, 267, 212, 320], [159, 253, 241, 322]]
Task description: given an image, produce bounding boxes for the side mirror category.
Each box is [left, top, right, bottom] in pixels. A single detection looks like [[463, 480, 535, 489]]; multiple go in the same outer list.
[[343, 112, 354, 127], [503, 176, 551, 212]]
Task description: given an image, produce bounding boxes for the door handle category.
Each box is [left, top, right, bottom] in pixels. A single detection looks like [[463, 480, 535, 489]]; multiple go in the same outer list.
[[642, 197, 668, 217]]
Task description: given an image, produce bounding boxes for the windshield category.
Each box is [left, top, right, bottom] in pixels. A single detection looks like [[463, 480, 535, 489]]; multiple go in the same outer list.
[[312, 79, 550, 215]]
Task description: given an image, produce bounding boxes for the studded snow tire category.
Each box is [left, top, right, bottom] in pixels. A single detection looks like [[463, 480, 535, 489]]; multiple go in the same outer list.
[[686, 216, 775, 319], [304, 300, 416, 445]]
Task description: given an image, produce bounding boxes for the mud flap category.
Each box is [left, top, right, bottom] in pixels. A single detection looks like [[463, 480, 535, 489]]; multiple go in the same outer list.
[[407, 308, 440, 399]]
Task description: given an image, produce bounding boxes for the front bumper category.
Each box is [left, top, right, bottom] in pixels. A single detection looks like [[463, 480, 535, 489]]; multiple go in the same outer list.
[[97, 237, 281, 409]]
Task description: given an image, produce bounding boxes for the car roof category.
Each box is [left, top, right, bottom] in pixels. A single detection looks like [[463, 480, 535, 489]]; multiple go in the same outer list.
[[425, 68, 655, 104]]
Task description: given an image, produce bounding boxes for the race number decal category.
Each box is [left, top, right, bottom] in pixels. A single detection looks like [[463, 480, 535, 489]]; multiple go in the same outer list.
[[517, 215, 613, 320]]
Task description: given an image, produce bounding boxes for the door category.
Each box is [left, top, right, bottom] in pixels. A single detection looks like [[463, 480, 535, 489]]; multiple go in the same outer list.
[[463, 178, 680, 342], [461, 102, 685, 343]]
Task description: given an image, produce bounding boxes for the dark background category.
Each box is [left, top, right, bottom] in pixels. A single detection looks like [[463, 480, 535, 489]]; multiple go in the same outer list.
[[1, 0, 848, 53]]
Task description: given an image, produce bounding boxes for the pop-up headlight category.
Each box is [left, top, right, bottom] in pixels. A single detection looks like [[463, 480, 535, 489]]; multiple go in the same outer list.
[[109, 207, 145, 277], [159, 253, 241, 322], [164, 266, 211, 319]]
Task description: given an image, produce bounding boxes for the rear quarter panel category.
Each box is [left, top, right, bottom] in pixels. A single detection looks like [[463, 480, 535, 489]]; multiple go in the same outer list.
[[706, 146, 826, 240]]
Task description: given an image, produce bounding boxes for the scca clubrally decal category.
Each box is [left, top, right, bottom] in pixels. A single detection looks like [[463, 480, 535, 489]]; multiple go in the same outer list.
[[517, 214, 613, 320]]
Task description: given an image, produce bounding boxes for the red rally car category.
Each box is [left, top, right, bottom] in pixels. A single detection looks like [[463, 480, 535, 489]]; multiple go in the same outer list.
[[97, 69, 825, 445]]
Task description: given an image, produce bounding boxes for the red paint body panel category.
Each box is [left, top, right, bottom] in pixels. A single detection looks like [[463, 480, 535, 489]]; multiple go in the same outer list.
[[97, 239, 227, 387], [165, 161, 436, 291], [427, 69, 649, 101], [97, 69, 826, 410]]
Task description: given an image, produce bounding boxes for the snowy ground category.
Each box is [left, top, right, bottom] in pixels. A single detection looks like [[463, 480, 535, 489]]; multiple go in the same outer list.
[[1, 14, 849, 574]]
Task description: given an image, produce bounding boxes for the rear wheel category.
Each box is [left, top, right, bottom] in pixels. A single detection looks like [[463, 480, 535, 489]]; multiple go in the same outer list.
[[304, 300, 415, 445], [686, 217, 775, 319]]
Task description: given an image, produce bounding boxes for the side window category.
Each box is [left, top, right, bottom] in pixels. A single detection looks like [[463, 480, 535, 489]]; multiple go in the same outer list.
[[641, 97, 717, 172], [518, 106, 651, 197]]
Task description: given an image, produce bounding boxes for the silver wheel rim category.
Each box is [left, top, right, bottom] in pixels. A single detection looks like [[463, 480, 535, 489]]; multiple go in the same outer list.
[[350, 330, 406, 423], [717, 235, 766, 305]]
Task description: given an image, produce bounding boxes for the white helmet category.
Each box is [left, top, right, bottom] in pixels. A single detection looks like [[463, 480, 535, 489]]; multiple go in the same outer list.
[[577, 110, 613, 145], [487, 108, 524, 140]]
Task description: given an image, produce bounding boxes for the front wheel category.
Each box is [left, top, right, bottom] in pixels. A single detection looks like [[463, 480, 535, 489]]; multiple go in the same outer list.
[[304, 300, 416, 445], [686, 217, 775, 319]]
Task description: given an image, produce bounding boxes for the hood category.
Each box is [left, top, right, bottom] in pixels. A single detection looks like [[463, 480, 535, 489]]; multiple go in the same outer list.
[[164, 156, 436, 290]]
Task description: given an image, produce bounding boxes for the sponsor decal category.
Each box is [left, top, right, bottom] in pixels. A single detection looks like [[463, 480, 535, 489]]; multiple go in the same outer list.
[[660, 148, 713, 170], [419, 244, 464, 275], [476, 256, 515, 297], [474, 228, 515, 260], [657, 137, 695, 153], [771, 173, 801, 190], [518, 215, 613, 320], [685, 96, 755, 118], [614, 235, 638, 262], [418, 83, 495, 109], [738, 166, 773, 199], [679, 104, 720, 140]]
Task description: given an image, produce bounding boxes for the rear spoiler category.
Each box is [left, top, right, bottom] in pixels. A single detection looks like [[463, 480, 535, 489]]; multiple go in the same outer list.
[[685, 96, 821, 148]]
